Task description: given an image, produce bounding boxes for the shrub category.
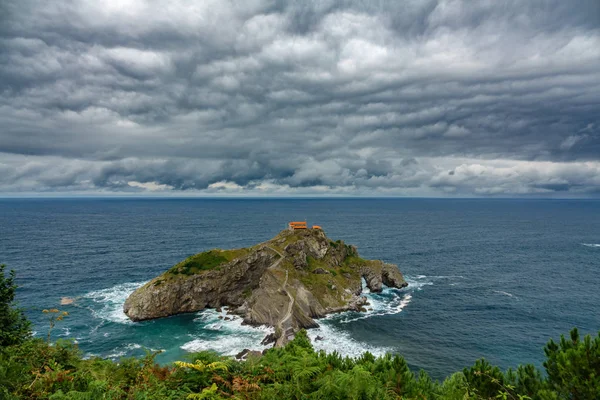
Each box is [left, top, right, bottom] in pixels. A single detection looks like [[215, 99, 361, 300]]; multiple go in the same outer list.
[[168, 250, 228, 275]]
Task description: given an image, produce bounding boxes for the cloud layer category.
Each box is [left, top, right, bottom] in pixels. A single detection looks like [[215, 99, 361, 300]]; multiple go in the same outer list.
[[1, 0, 599, 196]]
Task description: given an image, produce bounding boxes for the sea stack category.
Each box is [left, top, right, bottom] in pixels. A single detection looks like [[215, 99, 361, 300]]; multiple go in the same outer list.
[[123, 226, 408, 346]]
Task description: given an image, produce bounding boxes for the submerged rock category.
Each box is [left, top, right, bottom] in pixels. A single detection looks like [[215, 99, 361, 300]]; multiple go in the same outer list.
[[123, 228, 408, 346], [60, 297, 75, 305]]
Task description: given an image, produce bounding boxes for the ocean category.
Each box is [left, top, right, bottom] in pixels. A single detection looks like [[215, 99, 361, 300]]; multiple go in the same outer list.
[[1, 198, 598, 379]]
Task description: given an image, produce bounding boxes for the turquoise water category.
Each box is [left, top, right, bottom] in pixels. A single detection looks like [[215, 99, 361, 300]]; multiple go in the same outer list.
[[1, 198, 599, 379]]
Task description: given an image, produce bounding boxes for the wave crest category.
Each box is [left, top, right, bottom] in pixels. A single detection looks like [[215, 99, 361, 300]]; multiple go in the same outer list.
[[181, 309, 273, 356], [82, 281, 147, 324]]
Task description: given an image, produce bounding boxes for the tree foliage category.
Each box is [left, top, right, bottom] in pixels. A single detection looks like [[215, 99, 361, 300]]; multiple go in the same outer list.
[[0, 264, 31, 348], [542, 328, 600, 399], [4, 328, 599, 400]]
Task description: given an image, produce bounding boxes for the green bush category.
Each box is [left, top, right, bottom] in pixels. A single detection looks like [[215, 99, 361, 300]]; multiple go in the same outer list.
[[543, 328, 600, 399], [168, 249, 249, 276], [168, 250, 228, 275]]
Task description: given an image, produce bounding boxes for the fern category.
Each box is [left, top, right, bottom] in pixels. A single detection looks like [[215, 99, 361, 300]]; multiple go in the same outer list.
[[175, 360, 228, 373], [186, 383, 219, 399]]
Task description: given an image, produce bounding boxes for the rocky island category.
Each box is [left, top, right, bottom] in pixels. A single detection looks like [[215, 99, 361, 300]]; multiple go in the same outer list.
[[123, 227, 407, 346]]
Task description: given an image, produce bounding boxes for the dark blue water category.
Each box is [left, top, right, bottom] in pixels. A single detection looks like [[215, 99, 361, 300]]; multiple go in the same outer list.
[[1, 198, 599, 379]]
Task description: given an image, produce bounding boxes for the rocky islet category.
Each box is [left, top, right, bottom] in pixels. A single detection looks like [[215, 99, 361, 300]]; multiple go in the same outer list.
[[123, 228, 408, 346]]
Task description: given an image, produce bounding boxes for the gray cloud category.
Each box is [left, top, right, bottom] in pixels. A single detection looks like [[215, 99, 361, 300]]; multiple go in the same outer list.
[[1, 0, 599, 196]]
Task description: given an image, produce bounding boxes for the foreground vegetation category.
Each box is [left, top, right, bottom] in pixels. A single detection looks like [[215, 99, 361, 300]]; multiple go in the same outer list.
[[2, 265, 599, 399]]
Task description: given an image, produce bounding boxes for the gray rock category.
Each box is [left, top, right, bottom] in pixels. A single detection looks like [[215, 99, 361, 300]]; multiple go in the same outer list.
[[312, 268, 329, 274], [235, 349, 250, 359], [261, 333, 277, 345]]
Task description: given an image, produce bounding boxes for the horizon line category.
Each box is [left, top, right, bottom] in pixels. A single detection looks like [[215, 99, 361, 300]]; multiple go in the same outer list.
[[1, 195, 599, 201]]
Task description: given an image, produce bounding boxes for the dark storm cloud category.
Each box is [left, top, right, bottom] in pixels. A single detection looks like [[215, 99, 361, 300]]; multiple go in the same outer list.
[[1, 0, 599, 196]]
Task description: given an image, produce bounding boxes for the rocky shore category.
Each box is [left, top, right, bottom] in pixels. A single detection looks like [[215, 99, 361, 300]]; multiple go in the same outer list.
[[123, 228, 408, 346]]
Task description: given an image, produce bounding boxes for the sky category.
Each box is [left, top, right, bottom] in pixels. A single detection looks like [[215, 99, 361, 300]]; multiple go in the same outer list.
[[1, 0, 599, 197]]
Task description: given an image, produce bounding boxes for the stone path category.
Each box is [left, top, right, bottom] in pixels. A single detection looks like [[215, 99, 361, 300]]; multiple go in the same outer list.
[[267, 246, 295, 346]]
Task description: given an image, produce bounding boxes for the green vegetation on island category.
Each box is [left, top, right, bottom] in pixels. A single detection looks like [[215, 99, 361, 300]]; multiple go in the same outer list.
[[2, 264, 600, 399], [167, 249, 251, 276]]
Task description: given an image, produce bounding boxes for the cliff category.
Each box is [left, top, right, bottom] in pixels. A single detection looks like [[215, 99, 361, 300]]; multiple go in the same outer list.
[[123, 228, 407, 346]]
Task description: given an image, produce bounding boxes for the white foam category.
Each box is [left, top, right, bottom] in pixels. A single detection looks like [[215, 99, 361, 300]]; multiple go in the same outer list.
[[319, 274, 428, 326], [297, 284, 416, 357], [58, 327, 71, 337], [307, 323, 393, 358], [338, 291, 412, 324], [181, 310, 274, 356], [106, 350, 127, 359], [582, 243, 600, 248], [185, 309, 395, 358], [102, 343, 147, 360], [360, 277, 371, 294], [182, 335, 269, 356], [182, 302, 406, 358], [82, 281, 147, 324], [404, 275, 434, 291], [398, 293, 412, 309], [493, 290, 517, 298], [205, 323, 223, 331], [409, 274, 465, 281]]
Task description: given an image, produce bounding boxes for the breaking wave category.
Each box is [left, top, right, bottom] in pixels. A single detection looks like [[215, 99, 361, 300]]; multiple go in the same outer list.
[[304, 275, 437, 356], [101, 343, 144, 360], [329, 274, 437, 325], [582, 243, 600, 248], [82, 281, 147, 324], [337, 291, 412, 324], [307, 323, 394, 358], [404, 275, 435, 291], [182, 308, 274, 356], [58, 327, 72, 337]]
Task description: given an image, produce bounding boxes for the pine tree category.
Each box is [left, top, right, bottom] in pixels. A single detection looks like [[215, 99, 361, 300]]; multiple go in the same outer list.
[[0, 264, 31, 347], [543, 328, 600, 399]]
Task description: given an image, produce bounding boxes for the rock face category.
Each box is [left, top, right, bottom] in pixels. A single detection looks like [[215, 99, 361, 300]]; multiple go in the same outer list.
[[123, 228, 408, 346]]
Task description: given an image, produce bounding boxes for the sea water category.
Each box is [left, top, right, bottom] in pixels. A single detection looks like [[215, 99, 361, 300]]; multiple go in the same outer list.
[[1, 198, 599, 379]]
